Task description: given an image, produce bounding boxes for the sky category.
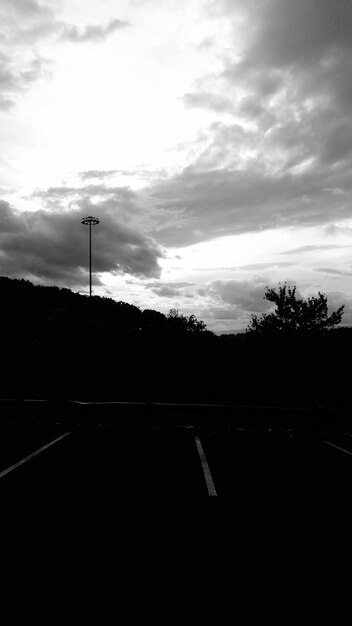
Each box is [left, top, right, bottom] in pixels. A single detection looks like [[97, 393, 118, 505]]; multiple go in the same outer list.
[[1, 0, 352, 333]]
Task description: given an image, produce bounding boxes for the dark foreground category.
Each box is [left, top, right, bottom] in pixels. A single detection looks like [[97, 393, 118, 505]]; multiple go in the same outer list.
[[0, 401, 352, 624]]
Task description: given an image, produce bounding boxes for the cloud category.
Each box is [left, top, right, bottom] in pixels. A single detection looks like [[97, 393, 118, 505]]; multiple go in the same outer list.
[[190, 274, 352, 332], [325, 290, 352, 325], [31, 183, 148, 224], [0, 0, 55, 109], [0, 0, 57, 26], [206, 279, 273, 312], [78, 168, 169, 185], [59, 19, 130, 43], [150, 1, 352, 248], [314, 267, 352, 277], [222, 0, 352, 159], [194, 278, 276, 332], [146, 280, 193, 289], [231, 0, 352, 75], [282, 244, 352, 255], [0, 1, 130, 109], [324, 224, 352, 237], [79, 170, 119, 181], [0, 199, 162, 289], [0, 47, 51, 111], [145, 280, 194, 298], [205, 306, 246, 321], [146, 155, 352, 246], [199, 276, 350, 332], [236, 262, 296, 271], [183, 90, 235, 114], [150, 286, 181, 297], [217, 0, 352, 114]]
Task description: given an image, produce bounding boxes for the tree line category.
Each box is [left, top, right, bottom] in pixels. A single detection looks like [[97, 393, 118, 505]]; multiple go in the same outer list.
[[0, 276, 350, 408]]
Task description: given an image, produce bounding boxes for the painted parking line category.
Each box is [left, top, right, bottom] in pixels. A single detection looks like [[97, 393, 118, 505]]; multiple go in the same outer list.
[[194, 435, 217, 497], [323, 440, 352, 457], [0, 432, 71, 479]]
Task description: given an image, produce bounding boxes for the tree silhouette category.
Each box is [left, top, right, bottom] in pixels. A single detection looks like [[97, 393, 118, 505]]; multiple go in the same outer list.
[[246, 283, 344, 335], [167, 308, 208, 334], [1, 275, 351, 407]]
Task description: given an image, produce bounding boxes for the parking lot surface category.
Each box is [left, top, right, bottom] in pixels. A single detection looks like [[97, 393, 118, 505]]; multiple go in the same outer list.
[[0, 402, 352, 624]]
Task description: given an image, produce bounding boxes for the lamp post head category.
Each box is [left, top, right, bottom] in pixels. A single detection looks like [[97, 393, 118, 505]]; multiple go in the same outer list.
[[81, 216, 100, 226]]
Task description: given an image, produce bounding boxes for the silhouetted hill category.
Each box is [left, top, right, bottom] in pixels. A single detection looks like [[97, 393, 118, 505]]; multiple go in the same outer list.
[[0, 276, 351, 408]]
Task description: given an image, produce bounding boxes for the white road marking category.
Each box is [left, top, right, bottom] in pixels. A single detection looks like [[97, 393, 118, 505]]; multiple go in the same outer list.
[[324, 440, 352, 457], [194, 435, 217, 497], [0, 432, 71, 479]]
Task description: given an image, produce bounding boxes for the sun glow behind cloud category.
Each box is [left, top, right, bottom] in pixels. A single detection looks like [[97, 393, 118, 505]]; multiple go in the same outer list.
[[3, 0, 233, 190]]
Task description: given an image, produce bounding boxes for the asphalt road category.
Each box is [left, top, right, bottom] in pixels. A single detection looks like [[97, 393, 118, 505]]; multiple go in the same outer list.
[[0, 407, 352, 624]]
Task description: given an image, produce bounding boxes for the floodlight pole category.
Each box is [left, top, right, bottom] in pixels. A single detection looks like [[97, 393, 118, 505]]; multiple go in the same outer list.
[[89, 221, 92, 296], [81, 216, 100, 297]]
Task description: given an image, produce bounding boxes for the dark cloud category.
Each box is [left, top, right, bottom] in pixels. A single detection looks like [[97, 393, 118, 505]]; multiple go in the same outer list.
[[31, 184, 144, 225], [220, 0, 352, 152], [147, 157, 352, 246], [0, 200, 162, 288], [196, 275, 351, 331], [199, 277, 326, 331], [145, 280, 194, 298], [207, 279, 273, 313], [150, 286, 180, 297], [162, 1, 352, 248], [235, 0, 352, 72], [0, 200, 27, 233], [59, 19, 130, 43], [34, 122, 351, 253], [217, 0, 352, 103], [196, 278, 276, 331]]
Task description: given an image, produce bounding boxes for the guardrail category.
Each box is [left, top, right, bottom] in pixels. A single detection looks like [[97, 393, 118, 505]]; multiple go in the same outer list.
[[0, 399, 351, 433]]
